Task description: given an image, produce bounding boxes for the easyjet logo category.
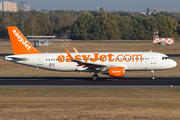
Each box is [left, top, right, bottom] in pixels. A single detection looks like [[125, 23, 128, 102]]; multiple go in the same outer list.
[[12, 30, 31, 50], [112, 71, 121, 73], [57, 53, 142, 63]]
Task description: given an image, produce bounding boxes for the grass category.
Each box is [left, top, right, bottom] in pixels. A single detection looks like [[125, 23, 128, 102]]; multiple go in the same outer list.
[[0, 88, 180, 119]]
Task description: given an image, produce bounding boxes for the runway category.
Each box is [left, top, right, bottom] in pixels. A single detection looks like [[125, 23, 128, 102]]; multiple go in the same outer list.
[[0, 77, 180, 88], [1, 54, 180, 58]]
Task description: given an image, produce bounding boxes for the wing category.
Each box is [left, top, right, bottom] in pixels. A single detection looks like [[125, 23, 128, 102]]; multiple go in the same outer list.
[[65, 49, 106, 70]]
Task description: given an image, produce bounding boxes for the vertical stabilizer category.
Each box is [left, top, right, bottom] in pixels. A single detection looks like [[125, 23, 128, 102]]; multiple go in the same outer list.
[[7, 26, 41, 55]]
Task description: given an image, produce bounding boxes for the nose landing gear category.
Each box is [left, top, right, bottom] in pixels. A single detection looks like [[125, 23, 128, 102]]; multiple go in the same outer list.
[[151, 70, 155, 80]]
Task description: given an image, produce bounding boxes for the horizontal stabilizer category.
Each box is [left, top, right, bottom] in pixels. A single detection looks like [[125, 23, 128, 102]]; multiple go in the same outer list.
[[5, 56, 27, 61]]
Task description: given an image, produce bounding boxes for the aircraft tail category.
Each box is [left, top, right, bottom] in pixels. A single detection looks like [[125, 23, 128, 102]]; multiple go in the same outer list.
[[7, 26, 41, 55]]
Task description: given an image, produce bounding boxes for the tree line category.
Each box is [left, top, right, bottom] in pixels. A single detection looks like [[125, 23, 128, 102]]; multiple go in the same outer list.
[[71, 12, 179, 40], [0, 10, 180, 40], [0, 10, 82, 39]]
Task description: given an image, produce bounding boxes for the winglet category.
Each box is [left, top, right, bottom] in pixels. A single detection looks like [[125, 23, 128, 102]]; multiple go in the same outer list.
[[73, 47, 78, 53], [65, 49, 74, 60], [7, 26, 41, 55]]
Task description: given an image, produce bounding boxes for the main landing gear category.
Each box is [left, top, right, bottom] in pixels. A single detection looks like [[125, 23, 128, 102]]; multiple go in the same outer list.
[[151, 70, 155, 80], [92, 74, 99, 81], [92, 71, 99, 81]]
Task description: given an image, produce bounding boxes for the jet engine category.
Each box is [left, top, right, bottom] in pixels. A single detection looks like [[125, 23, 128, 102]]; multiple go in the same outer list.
[[101, 67, 125, 77]]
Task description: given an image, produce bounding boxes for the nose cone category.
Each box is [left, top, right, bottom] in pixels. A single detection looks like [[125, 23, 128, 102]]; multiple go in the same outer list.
[[171, 60, 177, 68]]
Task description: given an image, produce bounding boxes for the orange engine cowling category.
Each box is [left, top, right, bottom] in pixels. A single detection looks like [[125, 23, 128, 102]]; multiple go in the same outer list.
[[108, 67, 125, 77]]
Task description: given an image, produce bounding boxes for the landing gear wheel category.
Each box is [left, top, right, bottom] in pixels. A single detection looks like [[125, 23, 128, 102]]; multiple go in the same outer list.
[[151, 70, 155, 80], [92, 75, 98, 81]]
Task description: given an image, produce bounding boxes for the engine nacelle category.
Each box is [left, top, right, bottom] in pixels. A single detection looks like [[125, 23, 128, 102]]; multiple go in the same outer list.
[[101, 67, 125, 77]]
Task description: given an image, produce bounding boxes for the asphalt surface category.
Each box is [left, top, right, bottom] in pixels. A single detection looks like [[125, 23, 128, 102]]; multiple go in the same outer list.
[[1, 54, 180, 58], [0, 77, 180, 88]]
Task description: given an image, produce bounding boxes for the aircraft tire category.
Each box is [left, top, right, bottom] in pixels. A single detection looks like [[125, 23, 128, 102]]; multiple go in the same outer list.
[[92, 75, 98, 81]]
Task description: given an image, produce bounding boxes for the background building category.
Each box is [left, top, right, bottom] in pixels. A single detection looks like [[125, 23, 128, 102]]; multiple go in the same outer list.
[[24, 3, 30, 11], [17, 2, 31, 11], [0, 1, 17, 12], [17, 2, 24, 11], [10, 2, 17, 12], [146, 8, 152, 15], [0, 3, 2, 11], [153, 9, 168, 14], [96, 3, 99, 12]]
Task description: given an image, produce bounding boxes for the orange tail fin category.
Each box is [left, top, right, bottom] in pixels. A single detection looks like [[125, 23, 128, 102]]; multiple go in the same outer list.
[[7, 26, 41, 55]]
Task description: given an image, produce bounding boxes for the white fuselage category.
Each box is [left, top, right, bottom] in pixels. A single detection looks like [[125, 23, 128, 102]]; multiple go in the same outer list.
[[5, 52, 177, 72]]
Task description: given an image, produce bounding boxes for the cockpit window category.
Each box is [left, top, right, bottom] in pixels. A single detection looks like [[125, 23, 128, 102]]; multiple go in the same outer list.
[[162, 57, 170, 60]]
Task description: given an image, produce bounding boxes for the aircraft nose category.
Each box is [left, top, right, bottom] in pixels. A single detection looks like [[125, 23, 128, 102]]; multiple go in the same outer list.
[[171, 60, 177, 68]]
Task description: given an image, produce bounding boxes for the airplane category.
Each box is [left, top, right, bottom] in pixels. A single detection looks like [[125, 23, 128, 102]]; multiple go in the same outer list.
[[5, 26, 177, 80]]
